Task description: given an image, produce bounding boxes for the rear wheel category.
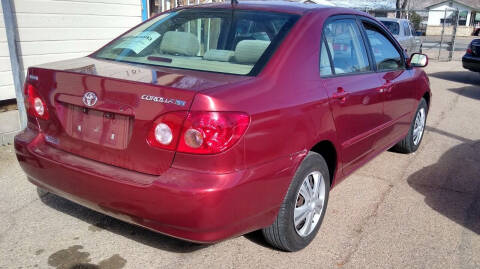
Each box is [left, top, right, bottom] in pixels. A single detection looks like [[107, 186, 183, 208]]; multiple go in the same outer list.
[[394, 98, 428, 153], [262, 152, 330, 251]]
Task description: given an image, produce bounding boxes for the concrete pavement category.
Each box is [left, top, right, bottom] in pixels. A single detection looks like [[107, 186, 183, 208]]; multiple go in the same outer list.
[[0, 110, 20, 146], [0, 61, 479, 269]]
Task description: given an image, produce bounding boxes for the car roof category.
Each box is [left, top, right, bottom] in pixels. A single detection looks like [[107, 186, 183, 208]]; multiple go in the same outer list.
[[377, 17, 409, 23], [175, 1, 335, 15]]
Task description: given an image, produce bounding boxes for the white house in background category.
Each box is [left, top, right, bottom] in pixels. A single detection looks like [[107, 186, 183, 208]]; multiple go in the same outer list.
[[426, 0, 480, 26]]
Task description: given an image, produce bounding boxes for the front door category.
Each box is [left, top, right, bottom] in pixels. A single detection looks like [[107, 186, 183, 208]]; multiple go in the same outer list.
[[361, 20, 417, 149], [320, 17, 386, 175]]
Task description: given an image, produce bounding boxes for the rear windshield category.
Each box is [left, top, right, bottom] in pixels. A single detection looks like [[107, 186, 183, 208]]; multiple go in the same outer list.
[[380, 21, 400, 35], [93, 9, 299, 76]]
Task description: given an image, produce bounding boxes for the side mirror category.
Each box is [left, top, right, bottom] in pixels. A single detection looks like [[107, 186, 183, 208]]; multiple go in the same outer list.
[[408, 53, 428, 68]]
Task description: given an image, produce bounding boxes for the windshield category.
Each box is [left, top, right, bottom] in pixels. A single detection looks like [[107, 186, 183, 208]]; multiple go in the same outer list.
[[380, 21, 400, 35], [94, 9, 299, 76]]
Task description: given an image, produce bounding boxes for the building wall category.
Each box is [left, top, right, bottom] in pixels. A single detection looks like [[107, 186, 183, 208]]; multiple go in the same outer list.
[[1, 0, 143, 101], [1, 1, 15, 100], [426, 25, 474, 36]]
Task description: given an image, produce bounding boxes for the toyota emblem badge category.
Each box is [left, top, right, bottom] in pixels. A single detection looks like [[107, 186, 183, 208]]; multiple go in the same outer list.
[[82, 92, 98, 107]]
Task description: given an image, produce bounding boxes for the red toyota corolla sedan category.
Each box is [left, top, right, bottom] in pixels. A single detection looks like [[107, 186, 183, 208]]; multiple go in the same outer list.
[[15, 1, 431, 251]]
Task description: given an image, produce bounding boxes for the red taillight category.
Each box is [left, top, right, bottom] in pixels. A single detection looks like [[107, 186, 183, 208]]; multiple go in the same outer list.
[[467, 43, 473, 54], [147, 111, 250, 154], [147, 111, 187, 150], [178, 112, 250, 154], [24, 83, 49, 120]]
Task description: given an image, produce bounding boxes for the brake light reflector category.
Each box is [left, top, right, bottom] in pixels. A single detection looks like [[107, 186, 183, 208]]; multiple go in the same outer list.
[[177, 111, 250, 154], [24, 83, 49, 120], [183, 128, 204, 149], [154, 123, 173, 145], [147, 111, 250, 154]]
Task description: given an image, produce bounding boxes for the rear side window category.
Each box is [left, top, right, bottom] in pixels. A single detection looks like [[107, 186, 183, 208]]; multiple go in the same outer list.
[[322, 19, 371, 75], [319, 40, 333, 76], [363, 23, 403, 71]]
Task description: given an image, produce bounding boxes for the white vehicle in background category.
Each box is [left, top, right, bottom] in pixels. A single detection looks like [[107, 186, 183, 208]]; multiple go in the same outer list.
[[378, 18, 422, 54]]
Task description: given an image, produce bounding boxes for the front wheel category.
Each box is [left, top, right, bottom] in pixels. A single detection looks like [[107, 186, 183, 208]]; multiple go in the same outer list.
[[394, 98, 428, 153], [262, 152, 330, 251]]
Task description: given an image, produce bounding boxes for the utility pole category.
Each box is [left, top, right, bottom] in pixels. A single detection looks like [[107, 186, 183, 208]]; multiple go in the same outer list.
[[449, 10, 459, 61], [1, 0, 26, 129], [438, 8, 447, 60]]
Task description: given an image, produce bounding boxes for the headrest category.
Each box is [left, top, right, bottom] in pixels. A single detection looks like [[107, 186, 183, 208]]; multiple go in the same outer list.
[[234, 40, 271, 64], [160, 31, 200, 56], [203, 49, 235, 62]]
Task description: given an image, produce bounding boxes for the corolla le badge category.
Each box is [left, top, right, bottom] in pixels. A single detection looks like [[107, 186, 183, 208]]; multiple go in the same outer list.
[[141, 94, 186, 107], [83, 92, 98, 107]]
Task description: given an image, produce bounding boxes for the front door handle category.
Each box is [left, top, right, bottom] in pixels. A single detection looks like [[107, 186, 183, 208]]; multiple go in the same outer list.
[[332, 87, 349, 103], [384, 82, 393, 93]]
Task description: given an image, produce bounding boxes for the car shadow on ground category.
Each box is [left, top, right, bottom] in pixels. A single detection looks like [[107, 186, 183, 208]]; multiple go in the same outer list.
[[429, 71, 480, 85], [448, 86, 480, 100], [407, 134, 480, 235], [243, 230, 275, 249], [38, 193, 209, 253]]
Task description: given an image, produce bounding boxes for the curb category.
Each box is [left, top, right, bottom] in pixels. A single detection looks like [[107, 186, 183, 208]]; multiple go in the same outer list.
[[1, 130, 20, 146]]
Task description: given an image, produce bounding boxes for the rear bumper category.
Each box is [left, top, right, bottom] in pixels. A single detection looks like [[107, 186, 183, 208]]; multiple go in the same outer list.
[[15, 129, 301, 243], [462, 54, 480, 72]]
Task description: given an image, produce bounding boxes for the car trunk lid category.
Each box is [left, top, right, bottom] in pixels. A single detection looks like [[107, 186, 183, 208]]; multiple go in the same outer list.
[[28, 57, 250, 175]]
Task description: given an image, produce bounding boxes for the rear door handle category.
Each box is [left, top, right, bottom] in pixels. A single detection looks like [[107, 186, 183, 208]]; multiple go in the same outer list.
[[332, 87, 349, 102]]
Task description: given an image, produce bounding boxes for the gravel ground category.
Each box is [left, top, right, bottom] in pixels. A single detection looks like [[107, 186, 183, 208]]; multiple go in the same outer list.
[[0, 61, 479, 269]]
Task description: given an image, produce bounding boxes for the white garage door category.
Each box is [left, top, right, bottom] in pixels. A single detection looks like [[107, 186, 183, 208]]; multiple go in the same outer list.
[[1, 0, 142, 101], [0, 1, 16, 101]]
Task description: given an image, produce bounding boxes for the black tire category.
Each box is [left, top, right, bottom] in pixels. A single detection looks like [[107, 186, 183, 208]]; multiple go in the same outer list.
[[394, 98, 428, 153], [262, 152, 330, 252]]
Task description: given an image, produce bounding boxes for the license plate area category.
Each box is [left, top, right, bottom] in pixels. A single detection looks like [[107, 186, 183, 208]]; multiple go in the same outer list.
[[65, 104, 132, 149]]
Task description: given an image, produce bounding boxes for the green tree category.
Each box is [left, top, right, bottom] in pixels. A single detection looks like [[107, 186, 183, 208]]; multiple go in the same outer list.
[[409, 11, 422, 30]]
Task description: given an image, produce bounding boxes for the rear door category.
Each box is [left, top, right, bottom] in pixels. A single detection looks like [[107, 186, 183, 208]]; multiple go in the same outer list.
[[360, 19, 417, 149], [320, 17, 386, 175]]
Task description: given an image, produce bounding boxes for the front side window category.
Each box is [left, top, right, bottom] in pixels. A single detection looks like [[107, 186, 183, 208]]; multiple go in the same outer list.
[[323, 19, 371, 75], [94, 9, 299, 75], [363, 23, 403, 71]]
